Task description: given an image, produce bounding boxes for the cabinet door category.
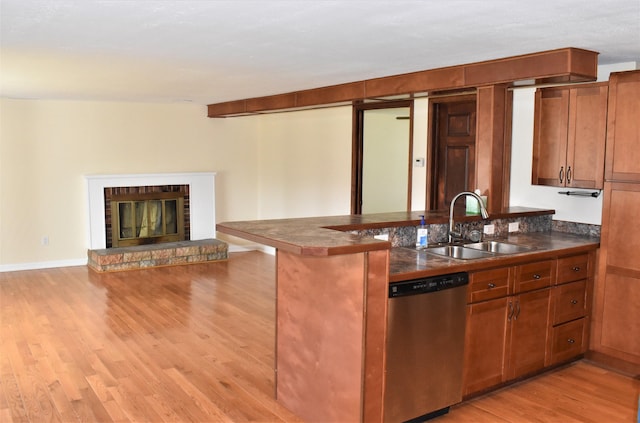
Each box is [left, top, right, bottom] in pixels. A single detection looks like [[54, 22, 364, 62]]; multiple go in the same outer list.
[[566, 84, 608, 188], [468, 267, 510, 303], [605, 70, 640, 182], [549, 318, 586, 365], [593, 182, 640, 364], [463, 297, 509, 396], [508, 288, 550, 380], [532, 87, 569, 187], [514, 260, 554, 293], [551, 280, 587, 325], [557, 253, 589, 285]]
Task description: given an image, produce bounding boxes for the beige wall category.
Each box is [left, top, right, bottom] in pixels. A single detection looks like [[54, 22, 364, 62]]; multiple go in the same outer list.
[[0, 99, 260, 267], [256, 107, 353, 219]]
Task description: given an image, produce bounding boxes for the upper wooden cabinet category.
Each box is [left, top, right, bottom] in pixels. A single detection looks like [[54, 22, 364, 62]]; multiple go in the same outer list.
[[605, 70, 640, 182], [532, 82, 608, 189]]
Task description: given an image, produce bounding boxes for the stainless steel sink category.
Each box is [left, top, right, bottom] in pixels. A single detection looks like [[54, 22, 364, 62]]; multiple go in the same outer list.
[[464, 241, 533, 254], [425, 245, 496, 260]]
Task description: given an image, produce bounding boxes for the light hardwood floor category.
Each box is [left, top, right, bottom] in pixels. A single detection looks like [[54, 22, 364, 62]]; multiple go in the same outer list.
[[1, 251, 638, 422]]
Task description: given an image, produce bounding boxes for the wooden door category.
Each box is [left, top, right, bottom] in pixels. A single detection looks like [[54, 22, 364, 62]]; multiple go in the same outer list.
[[605, 70, 640, 182], [430, 96, 476, 211], [462, 296, 509, 396], [532, 87, 569, 187], [507, 288, 550, 380], [567, 83, 608, 188]]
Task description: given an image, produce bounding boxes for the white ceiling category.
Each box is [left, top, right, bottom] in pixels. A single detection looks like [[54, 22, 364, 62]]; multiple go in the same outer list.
[[1, 0, 639, 106]]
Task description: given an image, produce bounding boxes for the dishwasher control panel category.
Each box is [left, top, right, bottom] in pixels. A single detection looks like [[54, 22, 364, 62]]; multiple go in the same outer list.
[[389, 272, 468, 297]]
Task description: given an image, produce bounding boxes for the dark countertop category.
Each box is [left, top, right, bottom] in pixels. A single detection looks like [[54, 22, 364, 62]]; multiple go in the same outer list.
[[217, 207, 556, 256], [389, 232, 599, 282]]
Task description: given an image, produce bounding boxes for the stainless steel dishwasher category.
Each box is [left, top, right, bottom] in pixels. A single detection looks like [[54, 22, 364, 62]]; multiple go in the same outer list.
[[384, 272, 468, 422]]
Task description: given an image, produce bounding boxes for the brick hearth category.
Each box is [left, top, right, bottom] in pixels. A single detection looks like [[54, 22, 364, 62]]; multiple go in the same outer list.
[[88, 239, 228, 272]]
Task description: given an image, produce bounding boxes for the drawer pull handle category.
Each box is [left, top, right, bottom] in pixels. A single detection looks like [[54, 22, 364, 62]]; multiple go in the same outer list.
[[533, 274, 541, 280], [488, 283, 496, 289], [559, 166, 564, 183], [572, 266, 581, 272], [570, 299, 579, 305], [567, 338, 576, 344], [508, 301, 514, 321], [514, 301, 521, 320]]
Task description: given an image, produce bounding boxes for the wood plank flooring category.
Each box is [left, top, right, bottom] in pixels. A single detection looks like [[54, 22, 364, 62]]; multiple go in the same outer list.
[[1, 251, 638, 422]]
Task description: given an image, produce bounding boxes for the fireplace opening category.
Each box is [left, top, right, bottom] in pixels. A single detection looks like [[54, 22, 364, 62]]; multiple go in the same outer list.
[[104, 185, 190, 248]]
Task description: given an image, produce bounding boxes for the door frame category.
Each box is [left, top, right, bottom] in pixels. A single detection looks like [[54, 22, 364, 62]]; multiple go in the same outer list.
[[351, 100, 414, 214]]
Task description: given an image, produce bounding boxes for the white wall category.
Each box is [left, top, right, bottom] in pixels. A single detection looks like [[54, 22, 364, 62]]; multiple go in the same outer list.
[[509, 62, 638, 224]]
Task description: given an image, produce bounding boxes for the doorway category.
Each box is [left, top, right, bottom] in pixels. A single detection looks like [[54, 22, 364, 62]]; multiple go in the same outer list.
[[428, 95, 477, 211], [352, 101, 413, 214]]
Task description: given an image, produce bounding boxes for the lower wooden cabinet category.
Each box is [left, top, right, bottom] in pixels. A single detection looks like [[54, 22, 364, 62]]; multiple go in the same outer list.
[[549, 318, 586, 364], [507, 288, 551, 380], [463, 261, 552, 396], [463, 297, 509, 395], [463, 253, 593, 397]]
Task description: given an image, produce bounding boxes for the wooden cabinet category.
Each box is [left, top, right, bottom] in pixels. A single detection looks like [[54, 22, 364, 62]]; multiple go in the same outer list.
[[604, 70, 640, 182], [532, 82, 608, 188], [463, 260, 552, 396], [463, 296, 510, 395], [593, 183, 640, 366], [592, 70, 640, 371], [507, 288, 551, 379], [463, 253, 599, 396]]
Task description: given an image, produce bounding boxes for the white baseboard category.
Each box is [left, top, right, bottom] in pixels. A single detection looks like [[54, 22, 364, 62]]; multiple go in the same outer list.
[[0, 258, 88, 273], [227, 243, 275, 255], [1, 243, 276, 273]]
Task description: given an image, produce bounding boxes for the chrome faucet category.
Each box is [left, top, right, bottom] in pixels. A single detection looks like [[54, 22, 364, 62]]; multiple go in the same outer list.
[[449, 191, 489, 244]]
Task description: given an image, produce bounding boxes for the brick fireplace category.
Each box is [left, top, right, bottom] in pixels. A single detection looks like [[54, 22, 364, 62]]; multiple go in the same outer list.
[[85, 173, 227, 271]]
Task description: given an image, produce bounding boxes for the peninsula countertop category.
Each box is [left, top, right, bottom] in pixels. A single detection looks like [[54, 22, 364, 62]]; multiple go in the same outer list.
[[216, 207, 558, 256]]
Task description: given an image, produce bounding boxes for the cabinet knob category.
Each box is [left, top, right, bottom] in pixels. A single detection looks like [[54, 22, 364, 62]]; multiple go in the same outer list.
[[570, 299, 579, 305], [488, 283, 496, 289], [533, 274, 541, 280], [567, 338, 576, 344], [572, 266, 581, 272]]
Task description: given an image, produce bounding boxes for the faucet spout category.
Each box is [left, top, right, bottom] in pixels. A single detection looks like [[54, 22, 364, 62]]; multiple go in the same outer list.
[[448, 191, 490, 243]]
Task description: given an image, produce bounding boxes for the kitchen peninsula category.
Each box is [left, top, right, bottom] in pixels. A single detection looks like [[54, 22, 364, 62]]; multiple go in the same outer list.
[[217, 208, 599, 423]]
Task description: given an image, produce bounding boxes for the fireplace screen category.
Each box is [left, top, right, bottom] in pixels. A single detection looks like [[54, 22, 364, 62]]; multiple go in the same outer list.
[[111, 192, 185, 247]]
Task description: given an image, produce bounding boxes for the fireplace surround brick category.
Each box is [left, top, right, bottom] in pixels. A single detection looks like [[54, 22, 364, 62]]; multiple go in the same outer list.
[[88, 239, 228, 272]]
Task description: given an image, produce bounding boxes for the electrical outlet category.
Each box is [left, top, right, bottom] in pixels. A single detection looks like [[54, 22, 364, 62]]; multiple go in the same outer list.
[[509, 222, 520, 232], [41, 236, 49, 246], [483, 224, 495, 235]]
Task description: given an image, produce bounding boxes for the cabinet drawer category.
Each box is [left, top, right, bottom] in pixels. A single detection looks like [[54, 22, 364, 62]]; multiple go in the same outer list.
[[550, 318, 586, 364], [551, 280, 587, 325], [468, 267, 510, 303], [557, 254, 589, 285], [514, 260, 554, 293]]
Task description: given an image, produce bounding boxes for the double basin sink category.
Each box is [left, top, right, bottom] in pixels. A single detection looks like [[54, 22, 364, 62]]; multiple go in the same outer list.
[[424, 240, 533, 260]]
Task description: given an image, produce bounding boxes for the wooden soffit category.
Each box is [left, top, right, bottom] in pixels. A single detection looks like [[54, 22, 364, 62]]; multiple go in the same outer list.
[[207, 47, 598, 117]]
